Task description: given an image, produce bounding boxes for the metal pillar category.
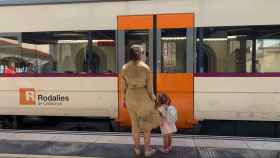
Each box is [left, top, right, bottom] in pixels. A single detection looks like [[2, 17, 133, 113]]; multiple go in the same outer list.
[[187, 28, 195, 73], [156, 29, 162, 73], [148, 30, 154, 71], [239, 37, 247, 72], [86, 32, 93, 72], [252, 37, 257, 72], [152, 15, 157, 92], [117, 30, 125, 72], [197, 28, 204, 73], [193, 28, 197, 73]]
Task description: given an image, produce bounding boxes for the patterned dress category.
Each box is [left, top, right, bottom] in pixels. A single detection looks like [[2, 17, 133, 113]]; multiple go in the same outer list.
[[120, 60, 160, 132]]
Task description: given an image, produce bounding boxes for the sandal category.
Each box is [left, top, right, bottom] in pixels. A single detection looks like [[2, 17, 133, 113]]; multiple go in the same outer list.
[[144, 148, 156, 157], [134, 147, 141, 156]]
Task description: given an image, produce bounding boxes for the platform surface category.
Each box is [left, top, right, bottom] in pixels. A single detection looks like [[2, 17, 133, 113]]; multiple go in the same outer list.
[[0, 130, 279, 158]]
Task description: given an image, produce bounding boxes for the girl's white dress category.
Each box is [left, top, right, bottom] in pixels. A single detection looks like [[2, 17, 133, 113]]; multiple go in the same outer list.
[[158, 104, 177, 135]]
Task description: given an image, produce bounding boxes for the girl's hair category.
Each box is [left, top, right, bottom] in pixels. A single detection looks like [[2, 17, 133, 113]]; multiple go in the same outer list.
[[156, 92, 171, 108], [129, 45, 142, 61]]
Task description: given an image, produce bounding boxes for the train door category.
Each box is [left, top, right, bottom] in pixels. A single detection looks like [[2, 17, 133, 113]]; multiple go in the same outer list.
[[156, 14, 196, 128], [117, 14, 196, 129], [117, 15, 154, 126]]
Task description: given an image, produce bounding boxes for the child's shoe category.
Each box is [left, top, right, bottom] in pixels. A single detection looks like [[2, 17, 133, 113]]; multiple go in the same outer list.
[[159, 147, 170, 153], [168, 146, 172, 152]]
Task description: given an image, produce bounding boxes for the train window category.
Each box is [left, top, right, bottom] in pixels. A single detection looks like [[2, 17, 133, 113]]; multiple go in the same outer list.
[[161, 29, 187, 72], [0, 34, 25, 74], [197, 25, 280, 73], [254, 39, 280, 72], [0, 34, 21, 48], [22, 31, 116, 73], [125, 30, 150, 64], [0, 30, 116, 74], [200, 38, 252, 73]]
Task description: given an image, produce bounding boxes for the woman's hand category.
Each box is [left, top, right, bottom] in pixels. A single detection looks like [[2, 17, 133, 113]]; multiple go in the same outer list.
[[121, 97, 127, 109], [123, 101, 127, 109]]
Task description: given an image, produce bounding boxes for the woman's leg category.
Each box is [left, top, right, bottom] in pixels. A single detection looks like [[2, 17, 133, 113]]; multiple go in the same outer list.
[[144, 130, 151, 151], [132, 124, 141, 149], [144, 130, 156, 157]]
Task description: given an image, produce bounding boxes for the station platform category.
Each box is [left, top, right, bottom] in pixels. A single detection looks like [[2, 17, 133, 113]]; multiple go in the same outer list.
[[0, 130, 279, 158]]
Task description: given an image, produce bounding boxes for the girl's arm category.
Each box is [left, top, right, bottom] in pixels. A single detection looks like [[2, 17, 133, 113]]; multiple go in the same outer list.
[[158, 106, 167, 119]]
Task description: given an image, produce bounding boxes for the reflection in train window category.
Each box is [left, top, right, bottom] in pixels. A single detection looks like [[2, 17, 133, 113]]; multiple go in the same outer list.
[[0, 31, 116, 74], [125, 30, 150, 64], [202, 38, 251, 72], [255, 39, 280, 72], [161, 29, 186, 72], [0, 34, 40, 74], [196, 25, 280, 73]]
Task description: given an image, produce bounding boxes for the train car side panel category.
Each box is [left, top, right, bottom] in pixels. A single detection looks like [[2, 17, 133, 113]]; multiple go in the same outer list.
[[0, 76, 118, 118], [195, 76, 280, 121], [157, 73, 195, 128]]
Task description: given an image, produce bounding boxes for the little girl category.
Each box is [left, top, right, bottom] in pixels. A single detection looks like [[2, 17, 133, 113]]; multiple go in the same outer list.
[[157, 93, 177, 153]]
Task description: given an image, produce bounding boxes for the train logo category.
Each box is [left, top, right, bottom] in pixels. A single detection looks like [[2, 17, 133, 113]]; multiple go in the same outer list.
[[19, 88, 36, 105]]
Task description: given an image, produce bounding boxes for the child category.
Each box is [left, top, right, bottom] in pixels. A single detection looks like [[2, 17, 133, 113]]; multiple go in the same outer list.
[[156, 93, 178, 153]]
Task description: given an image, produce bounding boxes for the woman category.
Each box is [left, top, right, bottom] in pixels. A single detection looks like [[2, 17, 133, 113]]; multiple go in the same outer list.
[[120, 45, 160, 157]]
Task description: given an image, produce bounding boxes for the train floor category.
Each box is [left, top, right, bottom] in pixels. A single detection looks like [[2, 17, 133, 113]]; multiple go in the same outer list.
[[0, 130, 279, 158]]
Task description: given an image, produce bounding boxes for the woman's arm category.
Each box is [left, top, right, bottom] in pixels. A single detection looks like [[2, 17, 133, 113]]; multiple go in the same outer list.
[[120, 69, 127, 108], [146, 68, 156, 101]]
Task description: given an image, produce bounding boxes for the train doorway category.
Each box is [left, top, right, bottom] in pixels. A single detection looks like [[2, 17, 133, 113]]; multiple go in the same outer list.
[[117, 14, 197, 129]]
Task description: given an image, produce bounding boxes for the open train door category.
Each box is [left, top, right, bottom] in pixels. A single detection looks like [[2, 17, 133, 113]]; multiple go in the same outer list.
[[117, 14, 196, 129]]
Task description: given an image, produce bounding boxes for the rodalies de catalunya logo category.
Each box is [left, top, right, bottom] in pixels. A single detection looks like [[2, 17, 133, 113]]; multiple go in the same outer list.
[[19, 88, 69, 106]]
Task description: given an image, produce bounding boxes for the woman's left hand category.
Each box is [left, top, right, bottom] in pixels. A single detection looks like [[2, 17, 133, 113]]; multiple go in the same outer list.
[[123, 101, 127, 109]]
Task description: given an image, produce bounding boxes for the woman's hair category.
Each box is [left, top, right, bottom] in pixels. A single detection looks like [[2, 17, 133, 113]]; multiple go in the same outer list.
[[129, 45, 142, 61], [156, 92, 171, 108]]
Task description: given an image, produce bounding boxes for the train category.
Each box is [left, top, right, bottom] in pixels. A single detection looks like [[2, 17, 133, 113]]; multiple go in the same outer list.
[[0, 0, 280, 137]]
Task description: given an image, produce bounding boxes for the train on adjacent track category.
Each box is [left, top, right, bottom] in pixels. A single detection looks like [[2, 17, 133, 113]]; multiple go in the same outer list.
[[0, 0, 280, 137]]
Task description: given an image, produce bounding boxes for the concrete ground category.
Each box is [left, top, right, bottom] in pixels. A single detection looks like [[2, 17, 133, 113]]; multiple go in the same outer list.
[[0, 130, 279, 158]]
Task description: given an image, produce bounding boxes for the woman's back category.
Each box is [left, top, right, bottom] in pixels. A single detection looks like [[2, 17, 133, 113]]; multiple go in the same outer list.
[[121, 60, 158, 126], [122, 60, 150, 87]]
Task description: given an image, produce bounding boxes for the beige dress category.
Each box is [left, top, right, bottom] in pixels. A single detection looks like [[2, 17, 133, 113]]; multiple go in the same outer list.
[[120, 60, 160, 132]]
